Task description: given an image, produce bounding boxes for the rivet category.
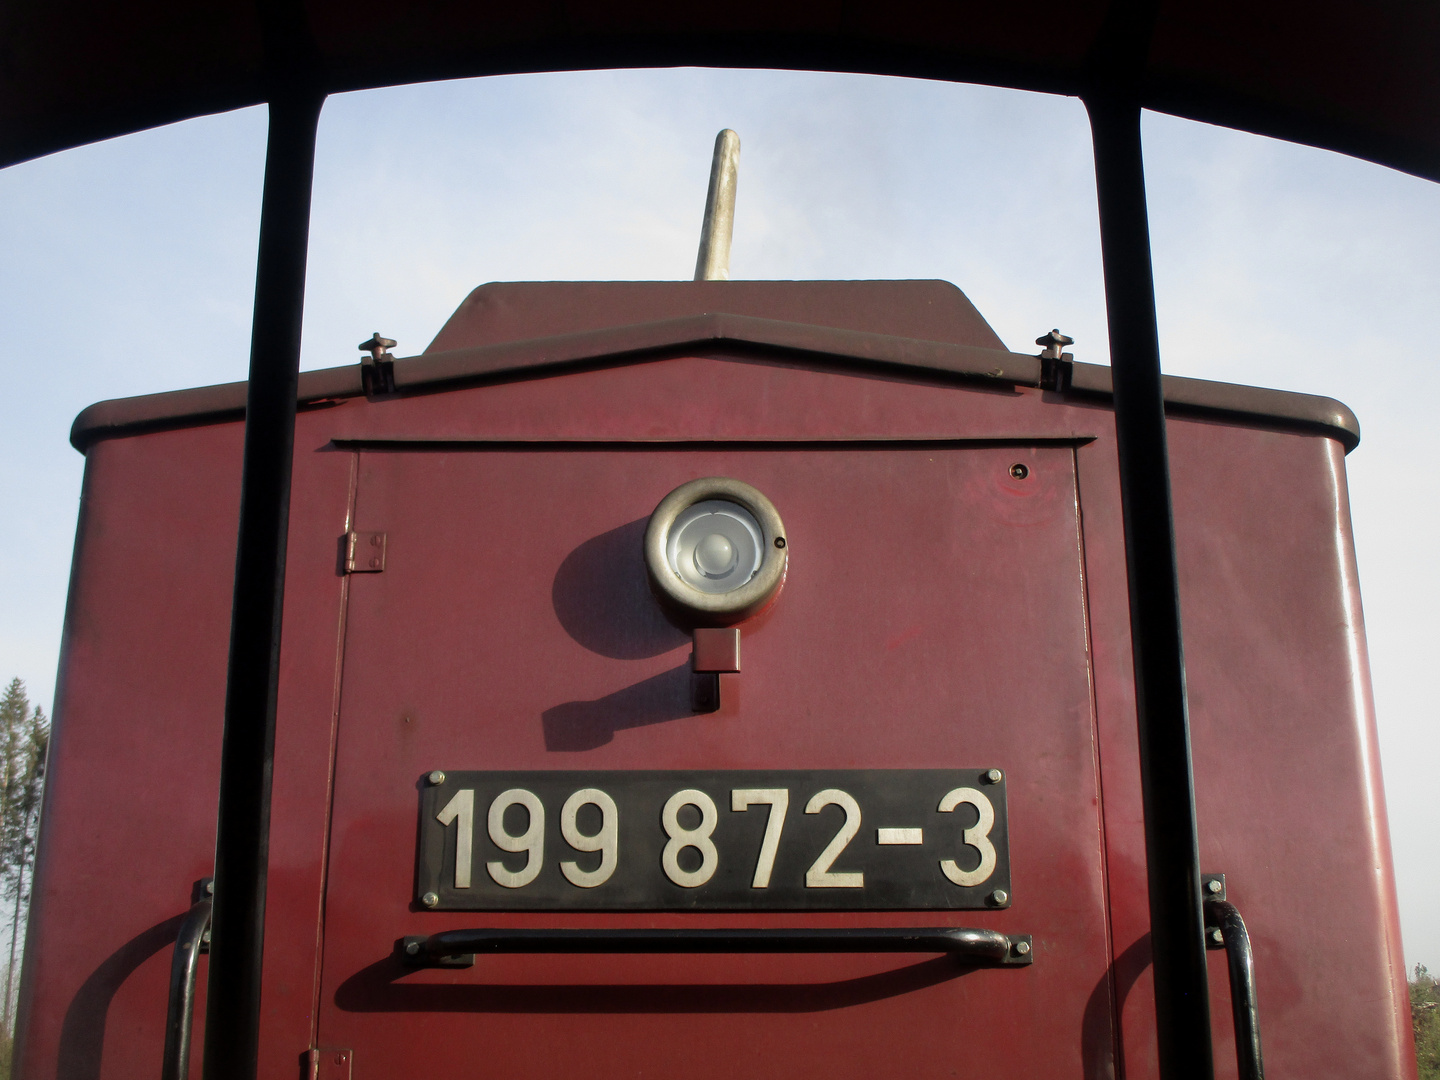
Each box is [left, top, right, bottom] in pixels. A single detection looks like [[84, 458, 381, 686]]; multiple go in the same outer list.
[[1014, 939, 1031, 955], [774, 537, 786, 549], [1206, 878, 1223, 894], [983, 768, 1003, 784], [421, 891, 440, 908], [204, 880, 215, 895], [1009, 463, 1030, 480], [404, 941, 421, 956], [427, 770, 445, 786], [990, 889, 1009, 906], [1210, 928, 1225, 945]]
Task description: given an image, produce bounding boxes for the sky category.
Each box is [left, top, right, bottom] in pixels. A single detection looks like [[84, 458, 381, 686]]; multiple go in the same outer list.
[[1, 67, 1437, 972]]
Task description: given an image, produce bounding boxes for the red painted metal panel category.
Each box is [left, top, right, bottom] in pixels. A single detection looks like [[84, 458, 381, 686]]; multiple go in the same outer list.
[[18, 282, 1413, 1080], [15, 428, 239, 1080], [1171, 424, 1414, 1079], [315, 441, 1110, 1077]]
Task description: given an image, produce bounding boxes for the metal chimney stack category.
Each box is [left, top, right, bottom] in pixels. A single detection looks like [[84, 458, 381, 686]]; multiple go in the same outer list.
[[694, 129, 740, 280]]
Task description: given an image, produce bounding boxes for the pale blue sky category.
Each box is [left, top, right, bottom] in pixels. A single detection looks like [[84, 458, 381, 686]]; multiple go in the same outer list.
[[2, 67, 1437, 969]]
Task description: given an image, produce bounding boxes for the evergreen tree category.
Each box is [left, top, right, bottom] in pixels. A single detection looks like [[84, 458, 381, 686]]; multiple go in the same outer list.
[[0, 680, 48, 1045]]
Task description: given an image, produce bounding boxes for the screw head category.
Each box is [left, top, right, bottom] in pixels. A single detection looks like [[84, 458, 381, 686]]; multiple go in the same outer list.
[[1206, 878, 1223, 894], [984, 768, 1003, 784], [989, 889, 1009, 906], [1210, 927, 1225, 945], [1014, 939, 1032, 955], [421, 891, 440, 908], [204, 880, 215, 895], [427, 770, 445, 786], [405, 940, 421, 956]]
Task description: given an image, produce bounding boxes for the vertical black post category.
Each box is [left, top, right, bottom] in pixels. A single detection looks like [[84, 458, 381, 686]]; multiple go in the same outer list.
[[1086, 94, 1215, 1079], [201, 86, 323, 1080]]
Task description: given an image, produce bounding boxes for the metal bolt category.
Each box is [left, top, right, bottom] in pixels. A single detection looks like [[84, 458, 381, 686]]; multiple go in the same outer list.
[[1035, 329, 1074, 359], [990, 889, 1009, 906], [358, 332, 397, 361], [427, 770, 445, 786], [202, 930, 211, 944], [774, 537, 787, 549], [984, 768, 1003, 784], [204, 880, 214, 895], [1009, 463, 1029, 480], [421, 891, 440, 908], [1210, 927, 1225, 945], [405, 940, 421, 956], [1206, 878, 1223, 894], [1014, 939, 1031, 955]]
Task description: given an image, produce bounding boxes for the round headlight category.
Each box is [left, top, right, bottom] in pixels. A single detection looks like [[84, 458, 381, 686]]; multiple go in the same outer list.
[[645, 478, 787, 625]]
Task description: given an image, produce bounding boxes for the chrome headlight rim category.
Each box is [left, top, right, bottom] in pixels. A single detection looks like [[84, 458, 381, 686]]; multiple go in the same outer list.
[[644, 477, 787, 625]]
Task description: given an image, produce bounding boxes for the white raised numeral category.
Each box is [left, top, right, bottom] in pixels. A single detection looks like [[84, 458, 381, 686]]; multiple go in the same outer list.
[[560, 788, 619, 888], [804, 789, 864, 888], [731, 789, 789, 888], [938, 787, 997, 887], [487, 788, 545, 889], [661, 789, 719, 888], [435, 789, 475, 889]]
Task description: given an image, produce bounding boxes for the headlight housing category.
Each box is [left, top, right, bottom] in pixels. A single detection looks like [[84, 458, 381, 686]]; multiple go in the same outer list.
[[644, 477, 787, 625]]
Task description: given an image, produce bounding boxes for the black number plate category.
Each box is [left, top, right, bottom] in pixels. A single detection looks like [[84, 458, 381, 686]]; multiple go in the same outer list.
[[415, 770, 1010, 911]]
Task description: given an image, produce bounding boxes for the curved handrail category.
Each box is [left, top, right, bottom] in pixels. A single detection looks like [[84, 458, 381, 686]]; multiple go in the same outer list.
[[161, 898, 213, 1080], [400, 925, 1033, 967], [1205, 898, 1264, 1080]]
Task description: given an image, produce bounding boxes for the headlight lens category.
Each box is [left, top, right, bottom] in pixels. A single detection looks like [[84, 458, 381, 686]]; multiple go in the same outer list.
[[667, 500, 763, 594]]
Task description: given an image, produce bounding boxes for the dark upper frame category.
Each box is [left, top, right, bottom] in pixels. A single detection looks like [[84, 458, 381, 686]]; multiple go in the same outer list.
[[4, 0, 1439, 182]]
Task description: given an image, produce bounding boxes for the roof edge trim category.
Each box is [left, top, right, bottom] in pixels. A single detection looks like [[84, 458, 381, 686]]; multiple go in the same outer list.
[[69, 313, 1359, 452]]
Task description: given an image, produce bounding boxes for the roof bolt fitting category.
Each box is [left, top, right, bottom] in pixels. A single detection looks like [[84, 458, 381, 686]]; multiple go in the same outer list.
[[1037, 329, 1075, 392], [359, 332, 397, 361], [421, 891, 440, 908], [1036, 329, 1074, 359], [989, 889, 1009, 906], [1014, 939, 1032, 955], [1206, 878, 1224, 894], [983, 768, 1003, 784], [405, 940, 421, 956], [427, 770, 446, 786], [1210, 927, 1225, 945]]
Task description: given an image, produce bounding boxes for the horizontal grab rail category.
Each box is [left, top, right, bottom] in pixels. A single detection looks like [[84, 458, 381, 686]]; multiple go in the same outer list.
[[400, 926, 1033, 968]]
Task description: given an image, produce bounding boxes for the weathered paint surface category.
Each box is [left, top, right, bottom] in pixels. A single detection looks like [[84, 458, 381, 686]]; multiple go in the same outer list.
[[15, 282, 1414, 1080]]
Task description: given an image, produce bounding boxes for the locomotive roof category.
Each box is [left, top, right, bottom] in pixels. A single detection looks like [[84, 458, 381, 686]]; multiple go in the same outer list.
[[70, 279, 1359, 453]]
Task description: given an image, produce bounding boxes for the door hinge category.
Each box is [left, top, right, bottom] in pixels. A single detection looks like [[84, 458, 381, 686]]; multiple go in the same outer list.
[[305, 1048, 353, 1080], [344, 531, 387, 573]]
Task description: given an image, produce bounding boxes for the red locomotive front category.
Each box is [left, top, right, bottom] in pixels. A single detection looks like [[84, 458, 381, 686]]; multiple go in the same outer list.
[[15, 277, 1413, 1078]]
